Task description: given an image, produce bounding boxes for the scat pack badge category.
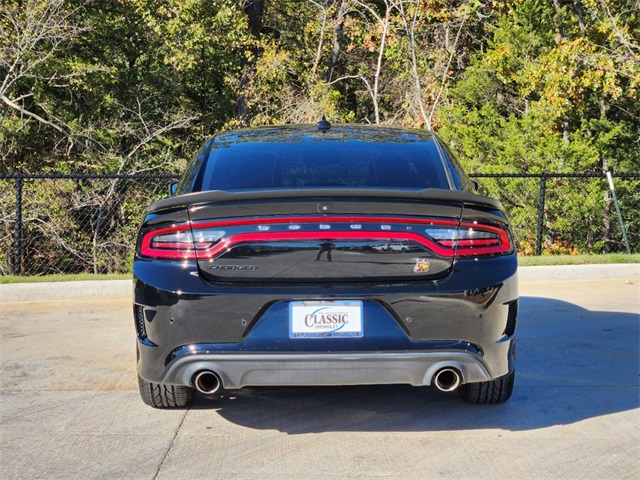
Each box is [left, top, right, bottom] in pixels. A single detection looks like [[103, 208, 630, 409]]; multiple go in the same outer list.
[[413, 258, 430, 273]]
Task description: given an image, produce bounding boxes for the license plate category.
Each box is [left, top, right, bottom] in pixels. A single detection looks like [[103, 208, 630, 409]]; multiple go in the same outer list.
[[290, 301, 363, 338]]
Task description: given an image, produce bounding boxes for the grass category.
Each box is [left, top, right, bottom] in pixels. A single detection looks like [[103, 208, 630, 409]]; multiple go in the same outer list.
[[0, 273, 130, 284], [1, 254, 638, 283], [517, 253, 640, 267]]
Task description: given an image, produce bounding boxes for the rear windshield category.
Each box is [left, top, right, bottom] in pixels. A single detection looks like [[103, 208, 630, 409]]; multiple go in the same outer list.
[[198, 139, 450, 191]]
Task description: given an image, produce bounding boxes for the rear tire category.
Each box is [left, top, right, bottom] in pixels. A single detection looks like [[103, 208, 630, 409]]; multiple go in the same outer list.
[[138, 375, 194, 408], [458, 371, 515, 404]]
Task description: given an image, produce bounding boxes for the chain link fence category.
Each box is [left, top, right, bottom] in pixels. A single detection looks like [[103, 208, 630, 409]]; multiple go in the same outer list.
[[0, 172, 638, 276], [474, 173, 639, 256], [0, 174, 178, 276]]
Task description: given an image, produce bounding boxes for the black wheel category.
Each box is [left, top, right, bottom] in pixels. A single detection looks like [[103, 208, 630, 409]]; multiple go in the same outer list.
[[138, 374, 194, 408], [458, 371, 515, 404]]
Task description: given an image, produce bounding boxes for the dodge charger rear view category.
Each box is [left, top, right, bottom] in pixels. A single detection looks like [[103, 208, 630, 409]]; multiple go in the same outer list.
[[133, 123, 518, 408]]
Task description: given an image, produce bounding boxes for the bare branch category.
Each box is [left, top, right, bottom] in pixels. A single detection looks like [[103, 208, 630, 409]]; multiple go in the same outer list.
[[352, 0, 383, 25], [428, 13, 469, 127], [1, 94, 72, 137], [326, 74, 365, 85], [326, 74, 374, 100], [597, 0, 640, 54], [399, 1, 430, 129], [0, 0, 87, 97], [309, 0, 328, 77], [349, 0, 403, 123], [28, 217, 91, 263]]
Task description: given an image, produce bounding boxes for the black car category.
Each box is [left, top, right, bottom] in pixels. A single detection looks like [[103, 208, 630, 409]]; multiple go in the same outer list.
[[134, 123, 518, 408]]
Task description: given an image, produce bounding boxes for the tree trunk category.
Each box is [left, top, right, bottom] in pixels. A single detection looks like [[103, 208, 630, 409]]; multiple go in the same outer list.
[[573, 0, 587, 32], [244, 0, 265, 37], [236, 0, 266, 124], [326, 1, 347, 83]]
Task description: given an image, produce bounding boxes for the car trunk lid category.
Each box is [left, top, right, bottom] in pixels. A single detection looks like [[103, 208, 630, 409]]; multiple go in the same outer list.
[[160, 189, 478, 283]]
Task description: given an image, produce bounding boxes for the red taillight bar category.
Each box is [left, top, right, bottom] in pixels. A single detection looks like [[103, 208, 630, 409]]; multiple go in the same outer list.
[[138, 216, 512, 260], [440, 239, 500, 247]]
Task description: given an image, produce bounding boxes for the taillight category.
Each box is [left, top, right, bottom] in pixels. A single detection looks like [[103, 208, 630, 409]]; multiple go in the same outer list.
[[139, 224, 225, 259], [425, 221, 512, 256], [193, 229, 226, 248], [139, 217, 512, 260], [150, 230, 194, 251]]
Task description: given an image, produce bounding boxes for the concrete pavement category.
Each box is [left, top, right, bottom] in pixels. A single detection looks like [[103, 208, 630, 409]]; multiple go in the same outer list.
[[1, 270, 639, 479]]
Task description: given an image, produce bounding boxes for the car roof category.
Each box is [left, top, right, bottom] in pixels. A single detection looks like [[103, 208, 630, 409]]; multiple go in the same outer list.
[[211, 124, 436, 146]]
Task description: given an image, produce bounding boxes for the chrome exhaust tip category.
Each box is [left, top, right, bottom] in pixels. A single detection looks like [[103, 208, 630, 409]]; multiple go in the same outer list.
[[433, 368, 461, 392], [193, 370, 222, 395]]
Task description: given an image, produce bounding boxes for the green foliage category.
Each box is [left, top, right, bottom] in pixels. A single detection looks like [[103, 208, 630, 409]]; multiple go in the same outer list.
[[1, 0, 639, 271], [437, 0, 639, 253]]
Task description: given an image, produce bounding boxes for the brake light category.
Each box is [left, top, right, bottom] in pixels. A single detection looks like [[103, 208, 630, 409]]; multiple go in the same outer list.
[[139, 225, 225, 259], [139, 217, 512, 260], [425, 221, 512, 256]]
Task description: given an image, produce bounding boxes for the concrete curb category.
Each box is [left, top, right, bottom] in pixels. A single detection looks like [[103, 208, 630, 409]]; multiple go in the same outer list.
[[1, 279, 133, 303], [518, 263, 639, 282], [1, 264, 638, 303]]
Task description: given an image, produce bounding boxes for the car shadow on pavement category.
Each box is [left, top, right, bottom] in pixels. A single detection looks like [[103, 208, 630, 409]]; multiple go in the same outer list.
[[190, 296, 639, 433]]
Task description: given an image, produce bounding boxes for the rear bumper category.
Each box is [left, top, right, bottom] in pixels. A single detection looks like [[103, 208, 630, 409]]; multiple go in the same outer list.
[[160, 351, 497, 389], [134, 255, 518, 387]]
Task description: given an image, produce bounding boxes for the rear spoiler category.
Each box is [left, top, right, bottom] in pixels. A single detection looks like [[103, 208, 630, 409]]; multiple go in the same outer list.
[[148, 188, 504, 213]]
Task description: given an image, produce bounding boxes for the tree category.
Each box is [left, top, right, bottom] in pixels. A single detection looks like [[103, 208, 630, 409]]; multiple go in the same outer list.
[[1, 0, 84, 171]]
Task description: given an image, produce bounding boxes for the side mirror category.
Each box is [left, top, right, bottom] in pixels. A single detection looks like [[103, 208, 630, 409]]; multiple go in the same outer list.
[[471, 180, 479, 192], [169, 181, 178, 196]]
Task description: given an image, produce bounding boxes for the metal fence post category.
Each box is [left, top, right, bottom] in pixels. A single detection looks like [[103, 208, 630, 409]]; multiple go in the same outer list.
[[606, 171, 632, 254], [535, 173, 547, 256], [13, 175, 24, 275]]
